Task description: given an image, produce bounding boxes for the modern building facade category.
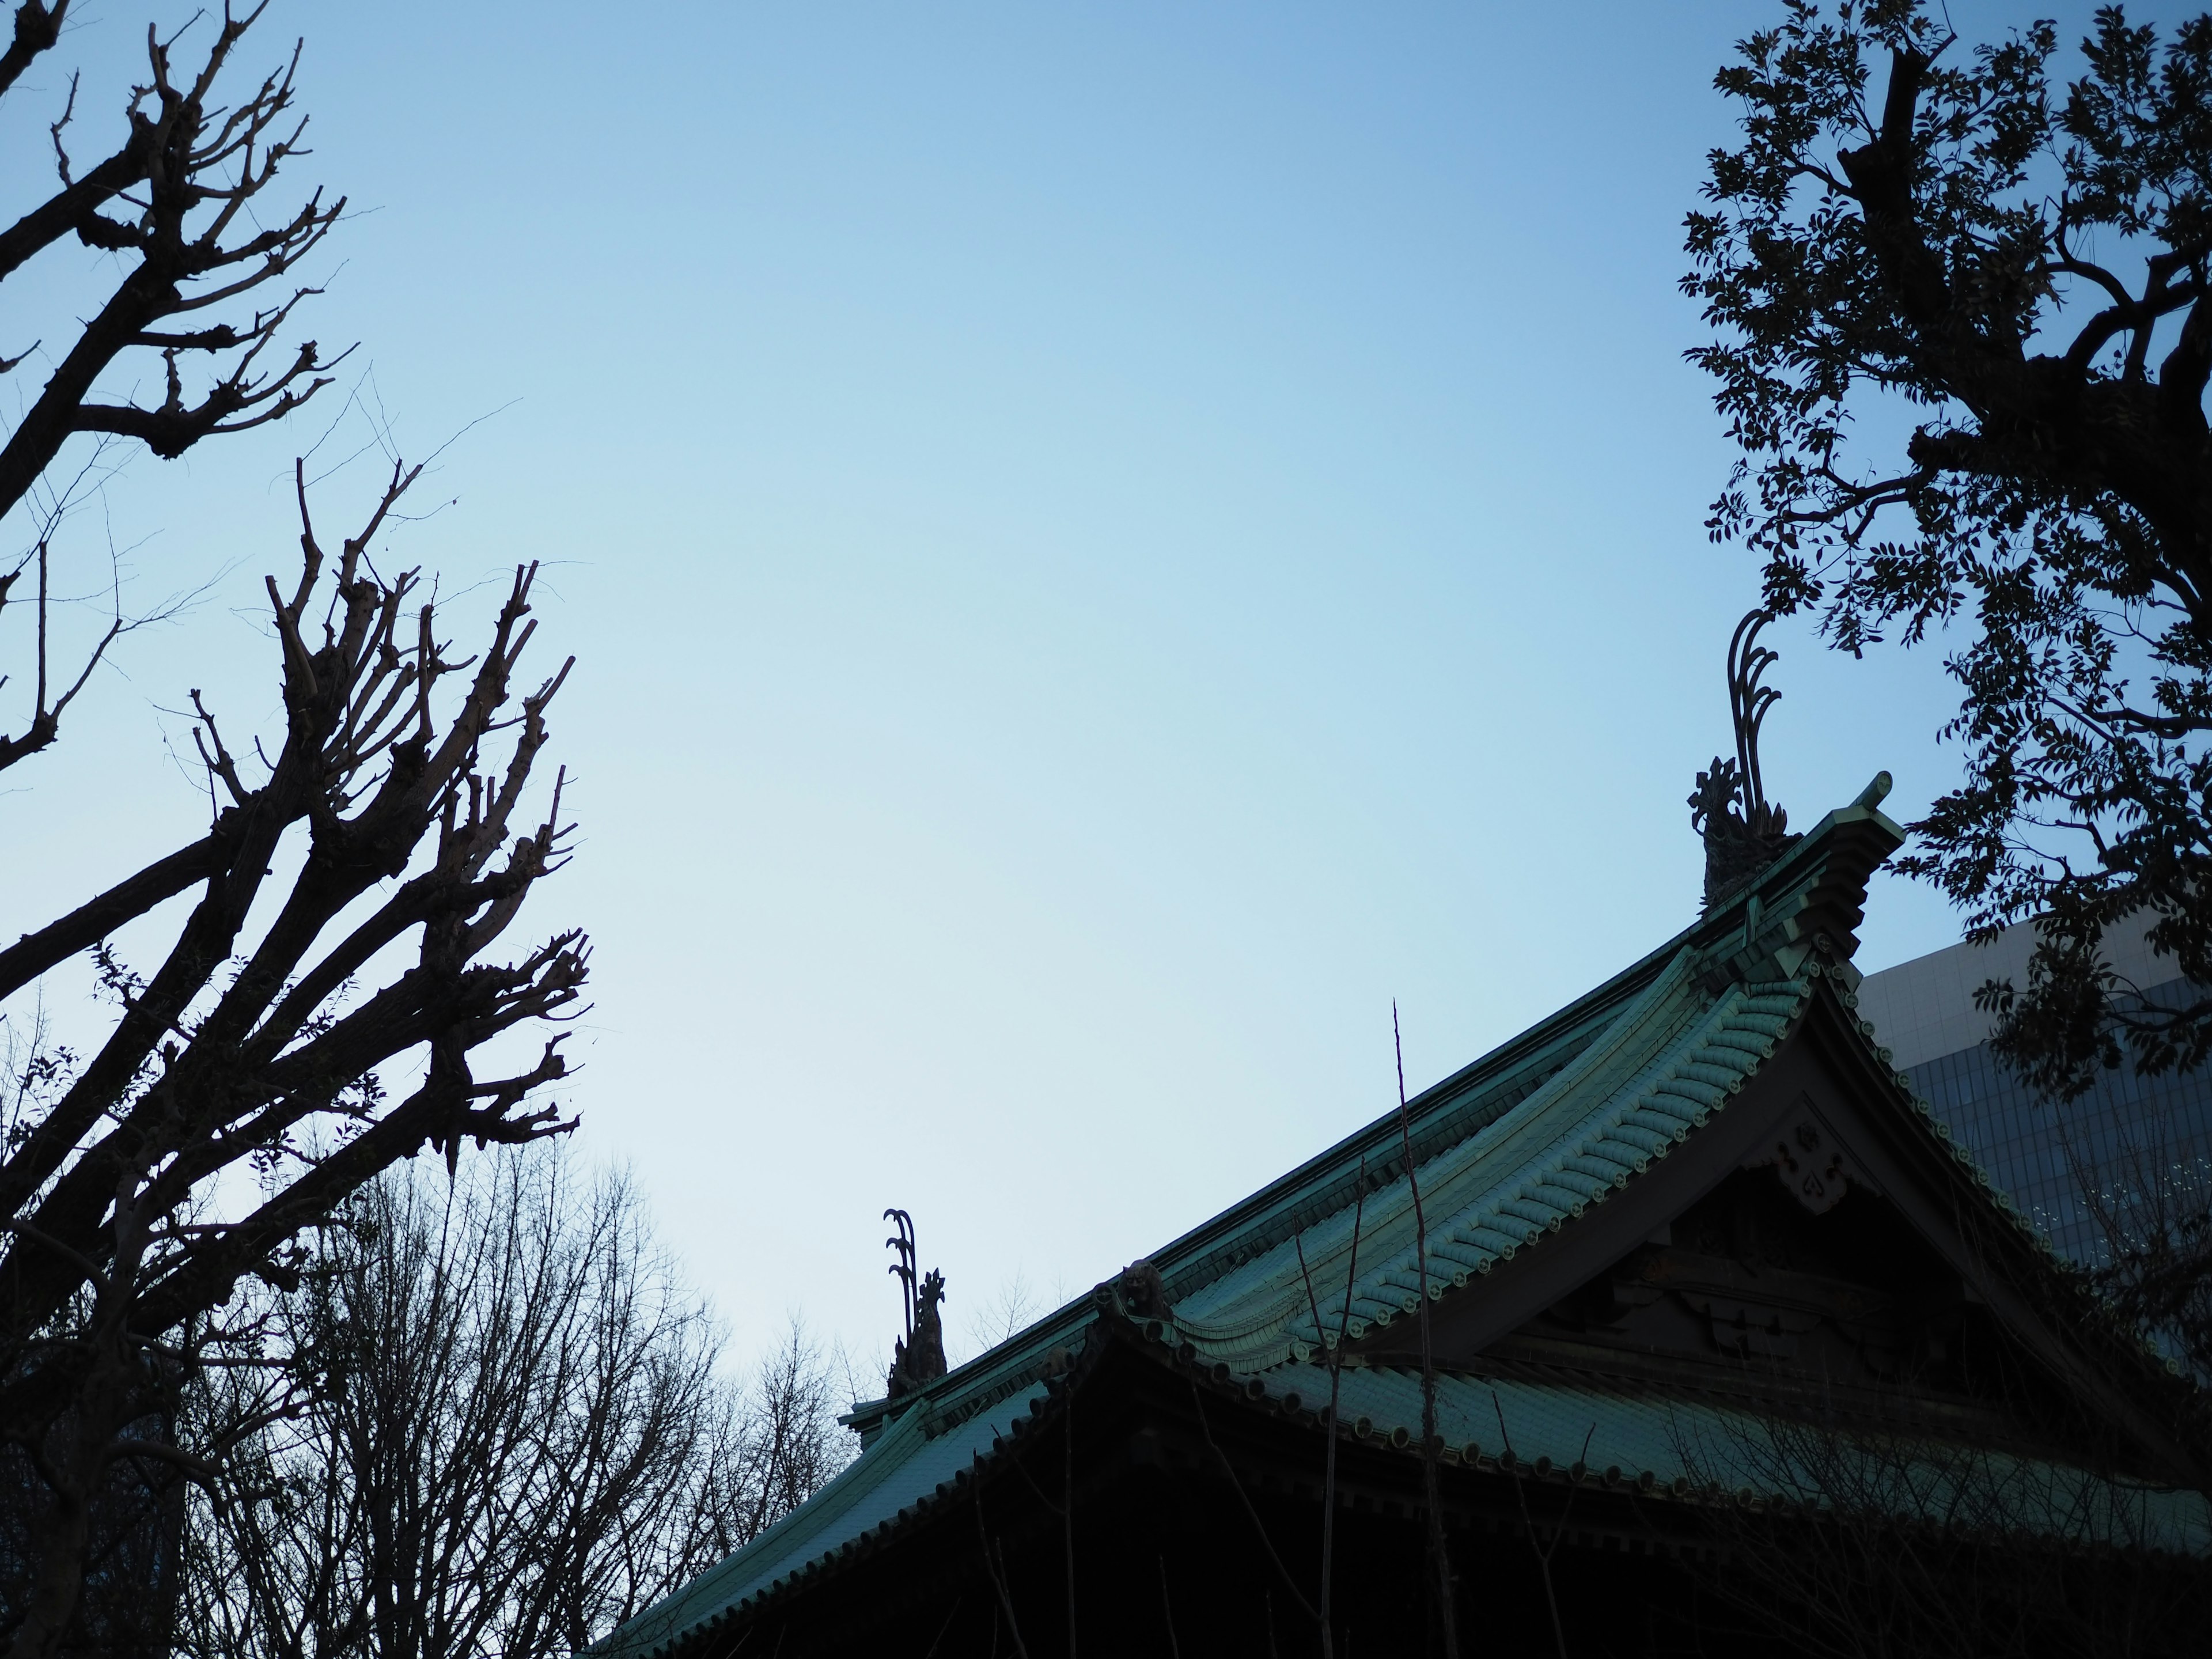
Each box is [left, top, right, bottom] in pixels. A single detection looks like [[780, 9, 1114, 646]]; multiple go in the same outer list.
[[1858, 918, 2212, 1264]]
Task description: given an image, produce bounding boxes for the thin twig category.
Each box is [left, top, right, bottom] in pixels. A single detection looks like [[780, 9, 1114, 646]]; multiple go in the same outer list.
[[1493, 1392, 1569, 1659], [1395, 1001, 1459, 1658], [972, 1463, 1033, 1659], [1292, 1153, 1366, 1659], [1063, 1385, 1077, 1659], [921, 1593, 965, 1659], [1188, 1381, 1319, 1627]]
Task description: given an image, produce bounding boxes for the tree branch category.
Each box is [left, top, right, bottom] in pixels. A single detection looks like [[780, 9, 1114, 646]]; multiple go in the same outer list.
[[0, 0, 67, 105]]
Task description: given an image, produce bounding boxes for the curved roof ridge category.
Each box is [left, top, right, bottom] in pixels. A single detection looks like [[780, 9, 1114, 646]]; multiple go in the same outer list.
[[1168, 955, 1821, 1369], [1165, 946, 1705, 1344]]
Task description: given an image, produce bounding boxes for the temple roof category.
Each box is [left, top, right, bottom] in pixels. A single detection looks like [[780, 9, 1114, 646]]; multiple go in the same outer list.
[[597, 777, 2209, 1658]]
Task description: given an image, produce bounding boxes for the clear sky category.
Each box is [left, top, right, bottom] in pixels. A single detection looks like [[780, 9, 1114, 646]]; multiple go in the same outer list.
[[0, 1, 2151, 1376]]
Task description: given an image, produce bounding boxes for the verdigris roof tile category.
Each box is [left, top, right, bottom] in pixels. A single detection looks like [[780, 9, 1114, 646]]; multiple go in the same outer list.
[[1249, 1364, 2212, 1552]]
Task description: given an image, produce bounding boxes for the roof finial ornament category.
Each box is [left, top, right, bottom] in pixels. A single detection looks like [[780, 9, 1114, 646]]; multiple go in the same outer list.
[[1690, 610, 1800, 909], [884, 1207, 917, 1342], [882, 1209, 946, 1400]]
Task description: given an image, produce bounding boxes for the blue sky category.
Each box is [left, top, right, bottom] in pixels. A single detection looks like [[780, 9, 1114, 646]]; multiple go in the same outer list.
[[0, 1, 2142, 1371]]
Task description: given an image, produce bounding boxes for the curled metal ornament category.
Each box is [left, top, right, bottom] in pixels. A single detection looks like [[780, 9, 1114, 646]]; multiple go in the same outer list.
[[1728, 609, 1782, 835], [1690, 611, 1797, 908], [884, 1207, 918, 1341]]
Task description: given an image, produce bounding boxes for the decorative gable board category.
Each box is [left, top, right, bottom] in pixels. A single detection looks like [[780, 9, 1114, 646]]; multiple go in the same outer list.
[[1347, 983, 2192, 1479]]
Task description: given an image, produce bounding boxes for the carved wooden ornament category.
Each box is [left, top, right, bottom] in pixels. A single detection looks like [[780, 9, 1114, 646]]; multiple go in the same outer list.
[[1743, 1099, 1860, 1214]]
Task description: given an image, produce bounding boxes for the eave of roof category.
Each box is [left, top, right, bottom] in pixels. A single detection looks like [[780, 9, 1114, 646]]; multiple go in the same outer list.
[[1191, 1345, 2212, 1554], [611, 1316, 2212, 1659], [608, 1371, 1058, 1659]]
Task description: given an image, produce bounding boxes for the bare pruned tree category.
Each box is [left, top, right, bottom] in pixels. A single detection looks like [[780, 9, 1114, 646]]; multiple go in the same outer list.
[[0, 459, 585, 1659], [175, 1149, 852, 1659], [1, 0, 344, 771]]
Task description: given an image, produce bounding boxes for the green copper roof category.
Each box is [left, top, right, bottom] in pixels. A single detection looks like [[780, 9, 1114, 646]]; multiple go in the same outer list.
[[596, 781, 2207, 1659], [1241, 1363, 2210, 1552]]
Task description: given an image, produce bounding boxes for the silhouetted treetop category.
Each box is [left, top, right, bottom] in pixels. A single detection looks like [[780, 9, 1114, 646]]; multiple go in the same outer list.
[[1688, 1, 2212, 1096]]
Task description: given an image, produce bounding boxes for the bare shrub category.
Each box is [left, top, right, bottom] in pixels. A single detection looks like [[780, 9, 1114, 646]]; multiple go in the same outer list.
[[173, 1148, 853, 1659]]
